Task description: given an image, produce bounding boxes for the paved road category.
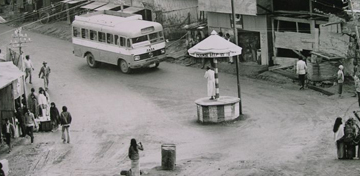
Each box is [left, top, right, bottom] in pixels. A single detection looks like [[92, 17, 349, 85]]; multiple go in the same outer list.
[[1, 24, 360, 176]]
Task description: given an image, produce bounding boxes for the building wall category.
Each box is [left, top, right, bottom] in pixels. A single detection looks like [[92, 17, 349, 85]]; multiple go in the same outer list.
[[153, 0, 198, 40], [207, 12, 269, 65]]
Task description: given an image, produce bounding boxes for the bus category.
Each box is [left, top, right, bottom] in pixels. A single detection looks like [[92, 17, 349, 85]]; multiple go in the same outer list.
[[72, 10, 167, 73]]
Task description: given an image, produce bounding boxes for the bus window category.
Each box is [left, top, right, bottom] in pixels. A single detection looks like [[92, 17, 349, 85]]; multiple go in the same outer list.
[[127, 39, 131, 47], [131, 35, 148, 44], [81, 28, 88, 39], [120, 37, 125, 47], [107, 33, 113, 44], [149, 32, 158, 43], [73, 27, 80, 37], [90, 30, 97, 40], [115, 35, 119, 45], [99, 32, 105, 43]]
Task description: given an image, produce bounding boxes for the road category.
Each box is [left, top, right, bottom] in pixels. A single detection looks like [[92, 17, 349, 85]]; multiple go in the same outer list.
[[1, 24, 360, 176]]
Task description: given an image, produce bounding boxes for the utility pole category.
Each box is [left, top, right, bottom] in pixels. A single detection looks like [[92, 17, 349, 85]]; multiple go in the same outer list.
[[10, 27, 31, 66], [231, 0, 243, 115], [348, 0, 360, 64]]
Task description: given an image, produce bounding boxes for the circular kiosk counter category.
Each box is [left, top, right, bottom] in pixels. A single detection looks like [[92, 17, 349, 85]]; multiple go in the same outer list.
[[195, 96, 240, 123]]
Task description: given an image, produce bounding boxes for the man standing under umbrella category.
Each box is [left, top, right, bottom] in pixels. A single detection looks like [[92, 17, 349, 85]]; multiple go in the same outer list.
[[204, 66, 216, 100]]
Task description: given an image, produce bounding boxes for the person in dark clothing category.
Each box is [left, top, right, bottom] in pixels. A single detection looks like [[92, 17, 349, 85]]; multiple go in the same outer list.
[[60, 106, 72, 143], [2, 118, 15, 153], [50, 102, 60, 130]]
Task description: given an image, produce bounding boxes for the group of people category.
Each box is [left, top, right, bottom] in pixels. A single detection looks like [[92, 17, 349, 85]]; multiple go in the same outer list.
[[1, 56, 72, 153], [295, 57, 346, 98], [333, 114, 360, 159]]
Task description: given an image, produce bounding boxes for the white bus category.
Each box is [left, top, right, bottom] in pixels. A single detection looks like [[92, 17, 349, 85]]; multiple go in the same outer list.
[[72, 10, 167, 73]]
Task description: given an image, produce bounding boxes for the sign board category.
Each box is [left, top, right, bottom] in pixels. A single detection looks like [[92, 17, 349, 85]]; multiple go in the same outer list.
[[198, 0, 257, 16]]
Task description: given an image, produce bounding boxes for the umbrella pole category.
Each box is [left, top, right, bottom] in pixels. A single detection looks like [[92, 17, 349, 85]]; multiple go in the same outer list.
[[214, 58, 219, 99]]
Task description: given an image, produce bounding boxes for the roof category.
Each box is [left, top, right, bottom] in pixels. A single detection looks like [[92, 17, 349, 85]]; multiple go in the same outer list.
[[95, 3, 120, 11], [81, 2, 107, 10], [0, 62, 24, 89]]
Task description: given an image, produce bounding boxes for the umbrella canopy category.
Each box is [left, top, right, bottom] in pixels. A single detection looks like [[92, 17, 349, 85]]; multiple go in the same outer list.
[[188, 30, 242, 58]]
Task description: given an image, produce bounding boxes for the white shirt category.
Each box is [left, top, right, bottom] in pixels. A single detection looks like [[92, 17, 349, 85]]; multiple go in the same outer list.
[[338, 70, 344, 83], [24, 59, 33, 69], [296, 60, 307, 75]]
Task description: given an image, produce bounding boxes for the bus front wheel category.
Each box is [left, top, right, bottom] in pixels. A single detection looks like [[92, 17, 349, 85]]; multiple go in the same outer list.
[[119, 60, 132, 74], [86, 53, 100, 68]]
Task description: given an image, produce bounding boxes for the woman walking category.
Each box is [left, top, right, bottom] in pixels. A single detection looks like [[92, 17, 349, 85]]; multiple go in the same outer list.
[[128, 138, 144, 176], [50, 102, 60, 130], [333, 117, 345, 159]]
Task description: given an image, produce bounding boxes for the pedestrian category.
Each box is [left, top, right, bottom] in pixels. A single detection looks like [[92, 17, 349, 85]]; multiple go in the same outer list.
[[296, 57, 307, 90], [204, 66, 216, 100], [38, 61, 51, 90], [27, 88, 39, 118], [14, 107, 25, 137], [24, 55, 34, 84], [38, 89, 49, 117], [128, 138, 144, 176], [333, 117, 345, 159], [2, 118, 15, 153], [355, 74, 360, 107], [60, 106, 72, 143], [24, 107, 36, 144], [338, 65, 345, 98], [50, 102, 60, 130]]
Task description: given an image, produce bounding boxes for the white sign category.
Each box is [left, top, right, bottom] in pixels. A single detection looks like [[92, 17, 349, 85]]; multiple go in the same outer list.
[[190, 52, 231, 58]]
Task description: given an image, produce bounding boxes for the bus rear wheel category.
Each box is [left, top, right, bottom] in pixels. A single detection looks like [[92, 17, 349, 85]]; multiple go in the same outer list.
[[119, 60, 132, 74], [86, 53, 100, 68]]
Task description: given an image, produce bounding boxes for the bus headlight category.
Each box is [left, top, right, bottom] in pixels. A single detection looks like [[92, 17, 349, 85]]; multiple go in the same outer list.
[[161, 49, 166, 54], [134, 55, 140, 61]]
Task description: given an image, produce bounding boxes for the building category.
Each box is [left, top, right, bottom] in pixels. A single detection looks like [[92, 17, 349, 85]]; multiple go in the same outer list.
[[199, 0, 272, 66]]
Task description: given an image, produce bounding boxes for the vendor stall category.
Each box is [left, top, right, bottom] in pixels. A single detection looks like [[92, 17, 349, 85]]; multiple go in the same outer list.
[[0, 62, 26, 137]]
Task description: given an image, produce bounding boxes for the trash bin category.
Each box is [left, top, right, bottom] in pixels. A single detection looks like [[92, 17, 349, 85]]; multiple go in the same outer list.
[[161, 144, 176, 170]]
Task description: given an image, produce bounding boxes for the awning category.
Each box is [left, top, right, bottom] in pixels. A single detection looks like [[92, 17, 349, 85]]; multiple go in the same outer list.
[[0, 62, 24, 89], [81, 2, 107, 10], [95, 3, 120, 11], [119, 6, 144, 14]]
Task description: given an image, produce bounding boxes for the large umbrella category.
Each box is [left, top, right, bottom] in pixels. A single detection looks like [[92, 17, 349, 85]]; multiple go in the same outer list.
[[188, 30, 242, 99]]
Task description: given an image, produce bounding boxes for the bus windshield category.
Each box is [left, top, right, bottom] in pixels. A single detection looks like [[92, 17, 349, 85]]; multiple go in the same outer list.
[[132, 35, 148, 44]]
